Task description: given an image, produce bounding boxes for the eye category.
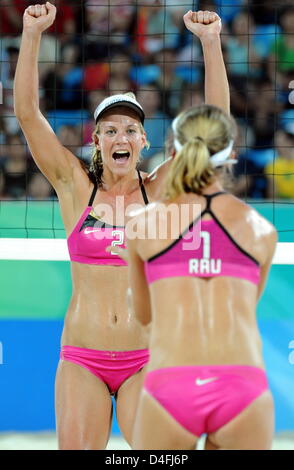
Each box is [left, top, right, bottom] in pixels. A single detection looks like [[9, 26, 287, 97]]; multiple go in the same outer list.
[[106, 129, 115, 135], [127, 129, 136, 134]]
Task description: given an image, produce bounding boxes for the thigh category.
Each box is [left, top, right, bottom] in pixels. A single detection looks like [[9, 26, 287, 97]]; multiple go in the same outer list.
[[115, 366, 147, 447], [55, 360, 113, 450], [208, 390, 274, 450], [131, 389, 197, 450]]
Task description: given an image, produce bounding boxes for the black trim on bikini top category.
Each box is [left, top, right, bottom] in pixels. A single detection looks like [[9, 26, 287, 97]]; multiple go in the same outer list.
[[80, 171, 149, 231], [87, 170, 149, 207], [137, 170, 149, 205], [147, 192, 259, 266]]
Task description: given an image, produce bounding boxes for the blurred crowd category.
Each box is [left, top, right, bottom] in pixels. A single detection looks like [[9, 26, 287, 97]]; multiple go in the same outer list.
[[0, 0, 294, 200]]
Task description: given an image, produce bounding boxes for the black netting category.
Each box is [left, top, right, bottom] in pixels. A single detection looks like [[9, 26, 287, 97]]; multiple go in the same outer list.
[[0, 0, 293, 239]]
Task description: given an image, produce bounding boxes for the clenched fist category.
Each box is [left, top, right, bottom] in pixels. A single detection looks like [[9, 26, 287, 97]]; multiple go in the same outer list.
[[23, 2, 56, 34], [183, 10, 222, 39]]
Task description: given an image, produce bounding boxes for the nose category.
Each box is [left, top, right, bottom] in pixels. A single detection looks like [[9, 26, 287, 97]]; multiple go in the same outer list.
[[115, 131, 129, 145]]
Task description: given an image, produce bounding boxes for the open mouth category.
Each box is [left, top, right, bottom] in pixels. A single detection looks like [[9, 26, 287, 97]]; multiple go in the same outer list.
[[112, 151, 130, 161]]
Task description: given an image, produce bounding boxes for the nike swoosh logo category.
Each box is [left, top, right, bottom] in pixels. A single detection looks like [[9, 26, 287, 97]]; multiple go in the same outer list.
[[195, 377, 218, 386], [84, 228, 101, 234]]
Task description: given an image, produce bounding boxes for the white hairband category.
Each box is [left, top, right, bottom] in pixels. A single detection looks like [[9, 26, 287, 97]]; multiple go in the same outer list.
[[173, 137, 235, 167], [172, 116, 235, 167]]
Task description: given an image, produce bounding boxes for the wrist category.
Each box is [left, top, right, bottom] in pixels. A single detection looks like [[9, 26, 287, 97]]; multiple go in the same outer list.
[[22, 28, 42, 39], [200, 33, 221, 46]]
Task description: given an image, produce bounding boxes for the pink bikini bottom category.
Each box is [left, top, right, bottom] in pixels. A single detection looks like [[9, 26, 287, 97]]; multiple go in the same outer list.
[[144, 364, 269, 436], [61, 345, 149, 395]]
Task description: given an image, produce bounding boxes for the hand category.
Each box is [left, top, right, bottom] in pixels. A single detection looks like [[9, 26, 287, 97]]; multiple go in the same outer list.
[[183, 10, 221, 40], [105, 245, 129, 263], [23, 2, 56, 34]]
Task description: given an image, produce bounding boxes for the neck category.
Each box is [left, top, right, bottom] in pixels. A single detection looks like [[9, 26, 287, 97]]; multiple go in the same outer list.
[[102, 168, 139, 194], [201, 180, 224, 195]]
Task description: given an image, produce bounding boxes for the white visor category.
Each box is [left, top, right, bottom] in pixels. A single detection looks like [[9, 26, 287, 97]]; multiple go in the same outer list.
[[94, 94, 145, 124]]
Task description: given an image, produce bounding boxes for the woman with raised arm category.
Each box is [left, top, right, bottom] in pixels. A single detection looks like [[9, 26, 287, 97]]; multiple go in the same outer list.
[[125, 105, 276, 450], [14, 3, 229, 450]]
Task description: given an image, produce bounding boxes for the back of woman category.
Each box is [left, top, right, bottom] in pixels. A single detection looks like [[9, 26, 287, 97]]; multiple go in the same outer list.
[[126, 104, 277, 450], [140, 192, 266, 369]]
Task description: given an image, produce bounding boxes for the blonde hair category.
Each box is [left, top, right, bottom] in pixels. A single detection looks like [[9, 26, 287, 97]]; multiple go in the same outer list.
[[89, 92, 149, 187], [165, 105, 237, 200]]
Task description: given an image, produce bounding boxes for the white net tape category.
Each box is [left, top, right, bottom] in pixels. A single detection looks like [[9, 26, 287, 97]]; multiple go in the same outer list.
[[0, 238, 292, 264]]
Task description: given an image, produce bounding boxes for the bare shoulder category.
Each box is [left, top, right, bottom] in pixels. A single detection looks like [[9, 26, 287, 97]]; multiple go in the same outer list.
[[220, 194, 277, 264], [229, 195, 276, 236], [144, 158, 173, 184], [127, 202, 162, 252], [128, 201, 159, 223], [142, 158, 173, 201]]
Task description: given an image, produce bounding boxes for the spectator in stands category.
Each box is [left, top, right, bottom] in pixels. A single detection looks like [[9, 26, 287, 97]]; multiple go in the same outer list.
[[0, 167, 5, 199], [2, 0, 290, 202], [84, 0, 135, 60], [82, 90, 107, 149], [231, 122, 257, 199], [153, 48, 196, 118], [0, 118, 8, 159], [1, 47, 21, 136], [265, 129, 294, 199], [27, 172, 54, 200], [43, 43, 82, 111], [47, 0, 76, 44], [1, 133, 28, 199], [136, 0, 180, 56], [249, 79, 283, 149], [249, 0, 277, 25], [109, 52, 136, 90], [0, 0, 75, 38], [57, 124, 87, 161], [177, 83, 204, 113], [0, 0, 29, 35], [224, 10, 264, 80], [136, 83, 171, 160], [83, 63, 109, 94], [268, 6, 294, 86]]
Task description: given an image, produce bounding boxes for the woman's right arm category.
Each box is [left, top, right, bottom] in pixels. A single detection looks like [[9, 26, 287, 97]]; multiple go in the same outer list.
[[14, 2, 82, 191]]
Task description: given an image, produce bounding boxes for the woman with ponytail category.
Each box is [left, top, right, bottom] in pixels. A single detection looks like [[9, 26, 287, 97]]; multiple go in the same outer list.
[[124, 105, 277, 450], [14, 3, 228, 449]]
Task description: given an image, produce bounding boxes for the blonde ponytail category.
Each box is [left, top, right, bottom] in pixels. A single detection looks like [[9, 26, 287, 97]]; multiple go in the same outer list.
[[165, 138, 214, 199], [165, 105, 236, 200]]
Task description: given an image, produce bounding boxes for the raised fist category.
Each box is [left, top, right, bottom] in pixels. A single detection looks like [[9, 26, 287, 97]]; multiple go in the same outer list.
[[183, 10, 222, 39], [23, 2, 56, 34]]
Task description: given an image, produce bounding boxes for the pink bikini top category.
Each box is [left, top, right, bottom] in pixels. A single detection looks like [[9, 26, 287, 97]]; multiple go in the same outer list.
[[67, 171, 149, 266], [144, 192, 260, 285]]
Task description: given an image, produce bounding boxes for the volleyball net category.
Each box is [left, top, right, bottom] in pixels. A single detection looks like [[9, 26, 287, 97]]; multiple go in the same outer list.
[[0, 2, 293, 262]]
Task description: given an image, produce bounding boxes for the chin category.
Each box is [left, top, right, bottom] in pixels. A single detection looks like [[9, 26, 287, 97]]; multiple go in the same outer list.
[[110, 160, 137, 176]]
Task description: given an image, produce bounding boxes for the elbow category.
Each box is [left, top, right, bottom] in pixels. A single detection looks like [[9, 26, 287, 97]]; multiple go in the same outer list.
[[14, 95, 38, 122], [14, 104, 39, 123], [14, 103, 29, 122]]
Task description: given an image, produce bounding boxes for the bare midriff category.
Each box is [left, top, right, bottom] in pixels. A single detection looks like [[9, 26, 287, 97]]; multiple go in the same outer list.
[[61, 263, 150, 351]]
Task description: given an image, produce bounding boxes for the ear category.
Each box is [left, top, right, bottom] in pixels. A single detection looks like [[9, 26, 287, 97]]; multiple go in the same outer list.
[[141, 131, 147, 149], [93, 134, 100, 150]]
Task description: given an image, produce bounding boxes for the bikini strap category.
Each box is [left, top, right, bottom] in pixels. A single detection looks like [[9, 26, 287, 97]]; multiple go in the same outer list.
[[202, 191, 226, 215], [137, 170, 149, 205], [88, 182, 98, 207], [89, 173, 148, 207]]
